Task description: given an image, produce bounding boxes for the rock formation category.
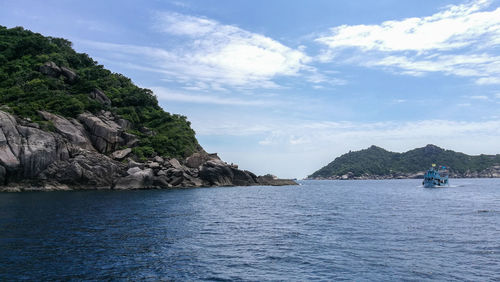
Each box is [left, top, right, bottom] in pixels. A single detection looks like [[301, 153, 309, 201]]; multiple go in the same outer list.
[[77, 111, 138, 153], [0, 110, 296, 191], [39, 61, 78, 83], [0, 27, 297, 191], [88, 89, 112, 106]]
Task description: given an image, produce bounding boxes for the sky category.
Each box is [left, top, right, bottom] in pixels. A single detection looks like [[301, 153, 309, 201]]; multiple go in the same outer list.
[[1, 0, 500, 178]]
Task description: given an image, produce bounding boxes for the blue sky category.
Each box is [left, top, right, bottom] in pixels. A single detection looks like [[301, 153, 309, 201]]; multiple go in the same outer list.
[[2, 0, 500, 178]]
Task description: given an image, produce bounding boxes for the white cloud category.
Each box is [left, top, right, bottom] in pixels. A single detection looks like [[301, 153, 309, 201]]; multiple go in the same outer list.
[[316, 0, 500, 52], [469, 95, 489, 100], [155, 12, 311, 84], [365, 54, 500, 79], [476, 77, 500, 85], [194, 116, 500, 147], [155, 12, 220, 37], [315, 0, 500, 84], [150, 86, 273, 106], [79, 12, 312, 90], [305, 68, 347, 86], [170, 1, 191, 9]]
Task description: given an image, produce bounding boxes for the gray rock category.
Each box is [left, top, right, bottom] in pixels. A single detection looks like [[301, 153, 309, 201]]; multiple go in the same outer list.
[[127, 167, 142, 175], [153, 156, 164, 164], [170, 176, 184, 186], [231, 169, 257, 186], [0, 165, 5, 185], [180, 172, 203, 187], [168, 158, 182, 169], [0, 110, 22, 161], [40, 150, 122, 188], [78, 112, 138, 154], [39, 62, 61, 77], [78, 112, 123, 153], [184, 168, 198, 177], [122, 132, 139, 147], [208, 153, 221, 160], [116, 118, 131, 130], [0, 128, 20, 170], [0, 108, 298, 190], [16, 126, 69, 178], [152, 176, 172, 188], [27, 122, 40, 129], [39, 62, 77, 84], [39, 111, 94, 151], [167, 168, 183, 177], [199, 161, 234, 186], [111, 148, 132, 160], [88, 89, 111, 106], [114, 168, 154, 189], [197, 158, 296, 187], [185, 152, 223, 168], [147, 161, 160, 169], [0, 110, 69, 178], [185, 152, 207, 168], [256, 174, 297, 186], [60, 66, 78, 83], [127, 159, 144, 169]]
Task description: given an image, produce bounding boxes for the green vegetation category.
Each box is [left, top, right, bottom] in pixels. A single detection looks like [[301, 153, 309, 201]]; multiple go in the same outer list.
[[309, 145, 500, 178], [0, 25, 198, 158]]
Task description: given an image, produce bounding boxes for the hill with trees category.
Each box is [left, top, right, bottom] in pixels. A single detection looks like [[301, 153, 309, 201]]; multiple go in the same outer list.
[[0, 25, 198, 159], [0, 26, 296, 190], [308, 145, 500, 179]]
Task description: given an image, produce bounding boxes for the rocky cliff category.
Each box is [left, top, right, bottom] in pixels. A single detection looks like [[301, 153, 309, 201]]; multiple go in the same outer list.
[[0, 26, 296, 191], [0, 108, 296, 191]]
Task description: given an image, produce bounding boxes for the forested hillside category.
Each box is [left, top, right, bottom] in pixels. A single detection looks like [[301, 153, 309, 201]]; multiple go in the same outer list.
[[309, 145, 500, 179], [0, 25, 198, 159]]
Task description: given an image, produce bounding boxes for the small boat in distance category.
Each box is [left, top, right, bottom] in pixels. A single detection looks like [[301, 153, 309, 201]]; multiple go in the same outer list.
[[423, 164, 449, 188]]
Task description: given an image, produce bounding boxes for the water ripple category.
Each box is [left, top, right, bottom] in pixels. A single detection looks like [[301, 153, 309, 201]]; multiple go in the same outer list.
[[0, 179, 499, 280]]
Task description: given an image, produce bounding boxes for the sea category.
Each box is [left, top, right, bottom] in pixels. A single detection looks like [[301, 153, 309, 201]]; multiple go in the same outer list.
[[1, 179, 499, 281]]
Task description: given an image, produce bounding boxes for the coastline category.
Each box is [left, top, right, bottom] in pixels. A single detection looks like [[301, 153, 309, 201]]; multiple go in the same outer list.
[[0, 179, 298, 193], [306, 174, 500, 181], [307, 165, 500, 180], [0, 109, 297, 192]]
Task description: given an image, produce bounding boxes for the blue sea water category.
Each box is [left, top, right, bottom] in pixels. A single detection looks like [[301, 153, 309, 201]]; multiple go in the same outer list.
[[0, 179, 499, 281]]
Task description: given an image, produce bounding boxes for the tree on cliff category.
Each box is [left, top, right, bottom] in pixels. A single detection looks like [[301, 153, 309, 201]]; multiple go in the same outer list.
[[0, 25, 198, 159], [309, 145, 500, 178]]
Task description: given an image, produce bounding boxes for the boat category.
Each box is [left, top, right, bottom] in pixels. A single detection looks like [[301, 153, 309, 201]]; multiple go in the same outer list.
[[422, 164, 449, 188]]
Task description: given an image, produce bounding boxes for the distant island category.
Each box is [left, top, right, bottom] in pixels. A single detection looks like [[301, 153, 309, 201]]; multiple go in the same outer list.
[[307, 144, 500, 180], [0, 26, 296, 191]]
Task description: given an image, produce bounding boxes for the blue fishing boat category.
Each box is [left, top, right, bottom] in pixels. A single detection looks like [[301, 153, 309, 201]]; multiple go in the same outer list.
[[422, 164, 449, 188]]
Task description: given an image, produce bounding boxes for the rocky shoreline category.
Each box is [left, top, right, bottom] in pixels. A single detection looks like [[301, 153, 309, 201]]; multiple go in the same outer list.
[[0, 109, 297, 192], [307, 167, 500, 180]]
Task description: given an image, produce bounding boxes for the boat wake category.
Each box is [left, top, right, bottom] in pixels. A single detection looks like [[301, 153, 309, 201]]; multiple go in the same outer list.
[[417, 184, 463, 188]]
